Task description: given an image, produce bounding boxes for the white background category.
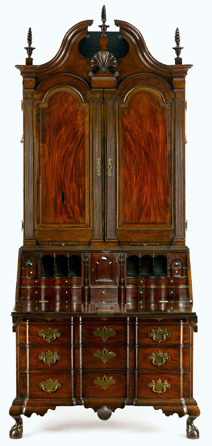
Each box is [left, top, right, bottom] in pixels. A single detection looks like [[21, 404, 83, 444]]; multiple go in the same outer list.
[[1, 0, 211, 444]]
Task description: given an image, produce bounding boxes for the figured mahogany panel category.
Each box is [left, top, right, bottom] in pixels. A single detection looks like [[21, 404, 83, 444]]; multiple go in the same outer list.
[[91, 254, 117, 285], [38, 91, 89, 227], [119, 90, 171, 227]]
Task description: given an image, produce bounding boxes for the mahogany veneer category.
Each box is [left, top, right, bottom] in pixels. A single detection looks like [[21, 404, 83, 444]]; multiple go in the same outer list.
[[9, 6, 200, 440]]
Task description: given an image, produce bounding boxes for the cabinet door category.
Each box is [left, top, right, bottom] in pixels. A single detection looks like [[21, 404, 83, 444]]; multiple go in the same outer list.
[[116, 85, 173, 244], [91, 254, 117, 285], [34, 88, 92, 244]]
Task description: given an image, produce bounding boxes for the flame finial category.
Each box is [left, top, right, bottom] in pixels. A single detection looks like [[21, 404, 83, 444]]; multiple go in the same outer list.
[[173, 28, 183, 65], [24, 27, 35, 65], [99, 5, 110, 36]]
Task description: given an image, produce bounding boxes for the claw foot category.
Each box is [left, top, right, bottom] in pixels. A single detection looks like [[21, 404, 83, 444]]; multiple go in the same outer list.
[[9, 416, 23, 439], [187, 416, 199, 439]]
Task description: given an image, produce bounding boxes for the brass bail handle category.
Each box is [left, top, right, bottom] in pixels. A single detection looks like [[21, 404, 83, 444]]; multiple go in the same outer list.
[[107, 158, 112, 177], [97, 158, 101, 176]]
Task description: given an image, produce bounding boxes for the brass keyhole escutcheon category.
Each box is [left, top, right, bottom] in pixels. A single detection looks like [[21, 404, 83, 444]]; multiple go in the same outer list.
[[93, 326, 116, 342], [94, 348, 116, 364], [94, 375, 116, 390]]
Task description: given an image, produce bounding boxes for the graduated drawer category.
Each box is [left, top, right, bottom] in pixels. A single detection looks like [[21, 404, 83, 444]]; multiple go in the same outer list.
[[19, 346, 71, 370], [75, 370, 128, 398], [78, 346, 127, 369], [80, 323, 126, 345], [27, 373, 72, 398], [138, 323, 190, 345], [138, 346, 190, 371], [19, 323, 71, 345], [138, 372, 191, 399]]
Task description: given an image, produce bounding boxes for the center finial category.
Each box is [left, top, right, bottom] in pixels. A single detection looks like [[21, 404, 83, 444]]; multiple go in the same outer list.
[[99, 5, 110, 36]]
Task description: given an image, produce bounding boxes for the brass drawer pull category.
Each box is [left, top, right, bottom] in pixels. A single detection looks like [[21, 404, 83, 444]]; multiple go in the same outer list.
[[94, 348, 116, 364], [38, 351, 61, 366], [107, 158, 112, 177], [39, 378, 61, 394], [93, 326, 116, 342], [39, 328, 61, 343], [148, 379, 170, 394], [94, 375, 116, 391], [97, 158, 101, 176], [148, 351, 170, 367], [148, 327, 170, 343]]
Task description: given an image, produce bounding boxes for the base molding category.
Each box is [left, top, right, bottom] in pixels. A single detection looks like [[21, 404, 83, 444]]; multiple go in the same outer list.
[[9, 396, 200, 438]]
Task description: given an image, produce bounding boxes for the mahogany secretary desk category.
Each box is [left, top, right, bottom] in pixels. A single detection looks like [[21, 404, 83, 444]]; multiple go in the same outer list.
[[9, 6, 200, 439]]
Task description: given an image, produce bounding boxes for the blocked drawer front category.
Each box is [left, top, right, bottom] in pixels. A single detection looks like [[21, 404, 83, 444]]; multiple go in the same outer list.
[[81, 324, 126, 345], [19, 346, 71, 370], [75, 371, 128, 398], [27, 373, 72, 398], [138, 347, 190, 370], [21, 324, 71, 345], [78, 346, 127, 369], [138, 372, 191, 399], [137, 323, 190, 345]]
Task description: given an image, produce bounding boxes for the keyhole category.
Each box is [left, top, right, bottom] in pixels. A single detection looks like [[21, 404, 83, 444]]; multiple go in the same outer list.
[[62, 192, 65, 204]]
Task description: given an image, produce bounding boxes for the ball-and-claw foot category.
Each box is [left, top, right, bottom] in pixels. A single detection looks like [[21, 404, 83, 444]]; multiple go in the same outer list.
[[9, 416, 23, 439], [187, 416, 199, 439]]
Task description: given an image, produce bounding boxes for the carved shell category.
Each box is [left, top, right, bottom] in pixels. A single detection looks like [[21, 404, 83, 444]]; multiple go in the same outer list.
[[91, 51, 117, 72]]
